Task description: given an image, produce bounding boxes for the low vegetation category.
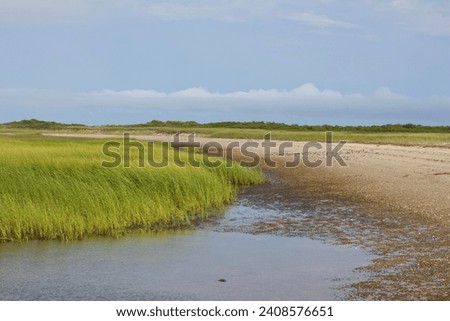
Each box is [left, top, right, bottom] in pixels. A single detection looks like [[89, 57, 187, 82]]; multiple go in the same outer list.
[[2, 119, 449, 144], [0, 136, 263, 242], [144, 120, 450, 134]]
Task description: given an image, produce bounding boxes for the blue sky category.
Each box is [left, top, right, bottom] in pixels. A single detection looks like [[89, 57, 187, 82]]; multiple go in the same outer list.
[[0, 0, 449, 125]]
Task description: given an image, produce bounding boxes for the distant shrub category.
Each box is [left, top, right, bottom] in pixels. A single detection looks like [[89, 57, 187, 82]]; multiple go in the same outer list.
[[2, 119, 449, 133]]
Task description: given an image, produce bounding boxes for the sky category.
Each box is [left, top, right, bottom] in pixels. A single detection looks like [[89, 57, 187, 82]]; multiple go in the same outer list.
[[0, 0, 449, 125]]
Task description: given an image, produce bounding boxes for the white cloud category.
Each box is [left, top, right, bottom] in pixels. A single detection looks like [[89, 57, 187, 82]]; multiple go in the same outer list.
[[0, 0, 273, 23], [96, 89, 166, 98], [3, 0, 449, 37], [0, 0, 357, 30], [134, 2, 247, 22], [282, 12, 357, 29], [172, 87, 215, 98], [1, 84, 449, 125], [136, 1, 358, 29], [372, 87, 408, 99]]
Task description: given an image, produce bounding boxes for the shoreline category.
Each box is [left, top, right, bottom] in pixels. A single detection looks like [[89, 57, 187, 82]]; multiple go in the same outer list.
[[45, 132, 450, 225], [272, 142, 450, 226]]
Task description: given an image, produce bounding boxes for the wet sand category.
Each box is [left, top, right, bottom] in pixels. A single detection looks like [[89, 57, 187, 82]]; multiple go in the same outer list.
[[250, 168, 449, 300]]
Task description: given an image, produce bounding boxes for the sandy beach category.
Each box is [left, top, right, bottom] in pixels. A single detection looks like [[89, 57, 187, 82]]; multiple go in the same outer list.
[[276, 141, 450, 225]]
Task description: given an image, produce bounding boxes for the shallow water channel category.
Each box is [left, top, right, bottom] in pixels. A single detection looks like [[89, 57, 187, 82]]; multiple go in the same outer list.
[[0, 176, 373, 300]]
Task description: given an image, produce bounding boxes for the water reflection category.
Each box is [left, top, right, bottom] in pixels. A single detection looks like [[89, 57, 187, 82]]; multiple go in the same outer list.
[[0, 229, 370, 300]]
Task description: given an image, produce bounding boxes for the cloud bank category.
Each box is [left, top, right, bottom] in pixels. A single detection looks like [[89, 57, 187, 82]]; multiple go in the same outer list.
[[2, 0, 450, 35], [0, 0, 354, 26], [0, 0, 357, 31], [1, 84, 449, 125], [3, 0, 450, 38]]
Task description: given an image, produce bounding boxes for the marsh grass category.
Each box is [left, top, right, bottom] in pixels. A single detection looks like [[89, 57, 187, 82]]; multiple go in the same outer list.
[[0, 136, 263, 242]]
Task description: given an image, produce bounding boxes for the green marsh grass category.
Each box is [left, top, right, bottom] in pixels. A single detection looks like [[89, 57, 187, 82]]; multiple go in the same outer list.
[[0, 136, 263, 242]]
